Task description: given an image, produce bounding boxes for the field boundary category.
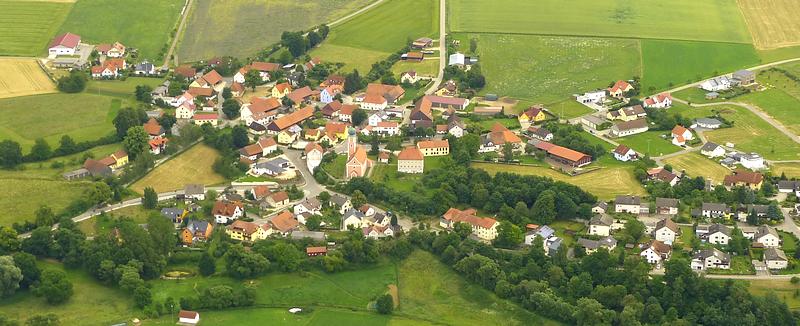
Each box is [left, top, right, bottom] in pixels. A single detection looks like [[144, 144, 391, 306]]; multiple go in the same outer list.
[[449, 30, 754, 45]]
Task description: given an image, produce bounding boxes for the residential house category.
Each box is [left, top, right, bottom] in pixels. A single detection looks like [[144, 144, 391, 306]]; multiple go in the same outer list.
[[778, 180, 800, 197], [654, 218, 679, 244], [700, 142, 725, 158], [612, 144, 638, 161], [397, 146, 424, 174], [251, 157, 292, 176], [698, 224, 731, 245], [417, 139, 450, 156], [764, 248, 789, 270], [655, 198, 679, 215], [143, 118, 165, 139], [337, 104, 358, 122], [526, 126, 553, 142], [733, 69, 756, 85], [643, 93, 672, 108], [440, 207, 499, 241], [96, 42, 126, 58], [524, 225, 555, 246], [239, 138, 278, 161], [212, 201, 244, 224], [362, 225, 401, 239], [269, 211, 300, 236], [607, 80, 634, 98], [409, 104, 434, 129], [149, 137, 168, 155], [724, 169, 763, 190], [174, 65, 197, 80], [265, 191, 290, 208], [181, 220, 213, 245], [286, 86, 317, 107], [640, 240, 672, 265], [294, 197, 322, 217], [740, 153, 765, 170], [517, 105, 547, 128], [266, 106, 314, 134], [615, 195, 641, 214], [161, 208, 187, 224], [373, 121, 400, 136], [648, 167, 680, 186], [277, 127, 299, 144], [361, 83, 405, 110], [226, 220, 269, 242], [305, 142, 324, 172], [588, 215, 613, 236], [479, 123, 523, 154], [330, 195, 352, 215], [671, 125, 693, 146], [435, 80, 458, 97], [190, 70, 225, 92], [417, 95, 470, 111], [578, 236, 617, 254], [610, 118, 649, 137], [175, 102, 196, 120], [184, 184, 205, 201], [193, 113, 218, 127], [447, 115, 466, 138], [367, 111, 385, 126], [48, 32, 81, 56], [607, 105, 646, 122], [241, 97, 282, 126], [701, 203, 731, 218], [700, 76, 733, 92], [272, 82, 292, 98], [691, 248, 730, 271], [695, 118, 723, 129], [378, 151, 390, 163], [178, 310, 200, 325], [576, 90, 606, 104], [400, 71, 419, 84], [342, 209, 367, 230], [592, 202, 608, 214], [754, 225, 781, 248]]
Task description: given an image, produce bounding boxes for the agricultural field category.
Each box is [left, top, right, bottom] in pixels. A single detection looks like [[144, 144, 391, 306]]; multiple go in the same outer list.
[[663, 152, 731, 183], [310, 43, 390, 73], [736, 0, 800, 49], [455, 33, 640, 104], [748, 279, 800, 310], [58, 0, 183, 60], [85, 77, 165, 98], [770, 163, 800, 179], [0, 58, 56, 99], [448, 0, 752, 43], [640, 40, 761, 92], [0, 0, 73, 56], [130, 143, 225, 193], [473, 162, 646, 200], [179, 0, 373, 62], [391, 58, 440, 78], [311, 0, 438, 72], [617, 130, 682, 158], [697, 105, 800, 161], [0, 93, 121, 150]]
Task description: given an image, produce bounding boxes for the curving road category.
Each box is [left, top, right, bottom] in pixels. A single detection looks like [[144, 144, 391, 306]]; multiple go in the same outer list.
[[663, 57, 800, 94]]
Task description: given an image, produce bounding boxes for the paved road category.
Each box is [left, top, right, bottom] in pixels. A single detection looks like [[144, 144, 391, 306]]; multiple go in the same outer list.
[[423, 0, 447, 95], [162, 0, 194, 69]]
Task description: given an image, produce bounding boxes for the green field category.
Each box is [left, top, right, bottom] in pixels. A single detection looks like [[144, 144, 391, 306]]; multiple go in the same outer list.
[[58, 0, 183, 60], [179, 0, 374, 61], [0, 0, 73, 56], [696, 105, 800, 160], [311, 0, 438, 72], [640, 40, 761, 92], [663, 152, 731, 183], [617, 130, 682, 158], [0, 93, 121, 151], [448, 0, 752, 43], [771, 163, 800, 179], [85, 77, 165, 98], [370, 156, 448, 193], [737, 70, 800, 134], [748, 280, 800, 310], [391, 58, 440, 78]]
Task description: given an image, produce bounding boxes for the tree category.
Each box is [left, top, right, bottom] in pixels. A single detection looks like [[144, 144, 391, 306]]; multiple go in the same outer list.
[[0, 140, 23, 169], [224, 244, 269, 279], [767, 203, 783, 221], [375, 293, 394, 314], [0, 227, 20, 255], [146, 213, 176, 256], [85, 182, 113, 206], [0, 256, 22, 298], [56, 71, 87, 93], [222, 87, 233, 99], [352, 109, 368, 126], [469, 37, 478, 53], [33, 269, 73, 304], [133, 286, 152, 308], [306, 215, 322, 231], [281, 31, 307, 57], [502, 143, 514, 162], [198, 252, 216, 276], [351, 190, 367, 209], [231, 125, 249, 148], [307, 31, 322, 48], [113, 107, 147, 139], [747, 208, 759, 225], [28, 139, 52, 161], [531, 190, 557, 224], [123, 126, 149, 159], [493, 221, 523, 249], [34, 206, 56, 227], [12, 252, 40, 289], [135, 85, 153, 103], [222, 98, 242, 119], [56, 135, 77, 155], [573, 297, 616, 326], [344, 70, 362, 94], [142, 187, 158, 209]]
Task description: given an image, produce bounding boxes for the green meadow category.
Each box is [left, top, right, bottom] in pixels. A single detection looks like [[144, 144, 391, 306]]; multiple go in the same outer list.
[[0, 0, 73, 56]]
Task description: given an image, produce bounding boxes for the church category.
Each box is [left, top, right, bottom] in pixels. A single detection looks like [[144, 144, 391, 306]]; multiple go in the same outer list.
[[345, 127, 372, 179]]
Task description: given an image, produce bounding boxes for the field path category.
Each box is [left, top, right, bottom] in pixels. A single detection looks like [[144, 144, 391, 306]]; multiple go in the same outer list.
[[327, 0, 386, 28], [424, 0, 446, 95], [662, 57, 800, 94], [163, 0, 194, 69]]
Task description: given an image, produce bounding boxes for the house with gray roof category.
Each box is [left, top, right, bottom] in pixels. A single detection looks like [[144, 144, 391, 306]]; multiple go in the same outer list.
[[578, 236, 617, 254], [691, 248, 730, 271]]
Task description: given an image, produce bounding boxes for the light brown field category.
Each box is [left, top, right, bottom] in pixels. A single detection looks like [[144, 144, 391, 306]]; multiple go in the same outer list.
[[14, 0, 76, 2], [664, 152, 732, 184], [0, 58, 56, 99], [737, 0, 800, 49], [130, 144, 226, 194], [770, 163, 800, 179]]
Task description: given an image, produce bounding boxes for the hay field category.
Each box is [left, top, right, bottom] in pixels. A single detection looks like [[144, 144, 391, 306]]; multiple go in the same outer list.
[[737, 0, 800, 49], [0, 58, 56, 99], [663, 152, 731, 184], [449, 0, 752, 44], [130, 144, 225, 193], [0, 0, 73, 56]]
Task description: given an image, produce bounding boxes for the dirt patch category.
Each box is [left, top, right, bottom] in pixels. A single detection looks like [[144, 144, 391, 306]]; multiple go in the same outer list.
[[0, 58, 56, 99], [474, 96, 519, 108], [387, 284, 399, 308]]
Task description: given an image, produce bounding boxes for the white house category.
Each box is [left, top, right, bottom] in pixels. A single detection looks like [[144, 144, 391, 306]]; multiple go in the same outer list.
[[700, 142, 726, 158], [699, 76, 732, 92], [48, 33, 81, 56], [588, 215, 613, 236], [698, 224, 731, 245], [368, 112, 385, 126], [576, 90, 606, 104], [614, 195, 641, 214], [612, 144, 638, 162], [320, 85, 343, 104], [178, 310, 200, 325], [342, 209, 366, 230], [643, 93, 672, 108], [448, 52, 465, 67], [740, 153, 765, 170], [640, 240, 672, 265], [293, 198, 322, 216], [401, 71, 419, 84], [671, 125, 693, 146], [373, 121, 400, 136], [653, 218, 679, 244], [175, 102, 196, 119], [212, 201, 244, 224], [691, 248, 730, 271], [440, 208, 499, 241], [754, 225, 781, 248], [397, 146, 424, 174], [765, 248, 789, 270], [305, 142, 324, 172], [610, 118, 649, 137]]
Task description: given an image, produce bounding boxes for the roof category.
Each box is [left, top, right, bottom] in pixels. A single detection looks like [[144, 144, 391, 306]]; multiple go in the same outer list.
[[322, 101, 343, 116], [547, 144, 590, 162], [398, 146, 424, 161], [366, 83, 405, 103], [49, 32, 80, 48], [702, 202, 729, 212], [290, 231, 326, 241], [331, 195, 350, 206], [249, 97, 282, 114], [755, 225, 779, 240], [724, 169, 763, 186], [707, 224, 731, 237], [325, 121, 349, 134], [578, 236, 617, 250], [274, 82, 291, 93], [672, 125, 689, 136], [442, 207, 497, 229], [228, 220, 260, 236], [528, 126, 552, 138], [613, 118, 648, 131], [200, 70, 223, 85], [613, 144, 633, 156], [647, 240, 672, 256], [188, 87, 213, 97], [270, 211, 299, 233], [269, 191, 289, 203], [212, 201, 243, 217], [655, 218, 679, 233], [179, 310, 199, 319], [339, 104, 358, 116], [608, 80, 632, 93], [306, 246, 328, 254], [655, 197, 679, 208], [174, 65, 196, 78], [268, 106, 314, 131], [143, 118, 163, 136], [305, 142, 323, 155], [185, 184, 204, 195], [616, 195, 640, 205], [251, 61, 281, 72], [417, 139, 449, 149], [764, 248, 788, 261], [186, 219, 210, 233], [589, 214, 613, 226], [693, 248, 729, 263], [701, 142, 721, 152], [253, 185, 271, 199], [287, 86, 315, 103], [194, 113, 218, 120]]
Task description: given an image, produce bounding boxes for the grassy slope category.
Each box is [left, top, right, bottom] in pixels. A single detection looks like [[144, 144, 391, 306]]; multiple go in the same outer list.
[[617, 130, 681, 158], [0, 1, 72, 56], [130, 143, 225, 193], [737, 69, 800, 134], [58, 0, 183, 60], [178, 0, 373, 61], [311, 0, 438, 72]]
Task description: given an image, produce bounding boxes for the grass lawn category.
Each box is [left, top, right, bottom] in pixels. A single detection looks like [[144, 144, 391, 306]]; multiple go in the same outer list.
[[0, 178, 93, 227], [663, 152, 731, 184], [58, 0, 183, 60], [453, 33, 640, 104], [707, 255, 755, 275], [748, 279, 800, 309], [130, 143, 226, 193], [673, 87, 726, 104], [179, 0, 373, 61], [448, 0, 751, 44], [617, 130, 682, 157], [0, 93, 122, 151], [780, 231, 797, 255], [151, 308, 413, 326], [640, 40, 761, 92], [467, 116, 520, 132], [78, 205, 160, 236], [370, 156, 447, 193], [0, 0, 73, 56], [697, 105, 800, 161], [321, 153, 348, 179], [85, 77, 165, 99], [473, 162, 646, 200], [311, 0, 438, 72], [737, 70, 800, 134], [397, 251, 558, 325], [391, 58, 439, 78], [550, 220, 586, 246], [678, 226, 695, 250], [549, 100, 595, 119]]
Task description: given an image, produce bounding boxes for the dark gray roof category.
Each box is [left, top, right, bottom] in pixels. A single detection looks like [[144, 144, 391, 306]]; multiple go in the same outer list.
[[778, 180, 800, 191], [615, 195, 640, 205], [755, 225, 778, 240], [707, 224, 731, 237], [702, 202, 729, 212], [186, 219, 210, 233], [160, 208, 184, 221], [655, 197, 678, 208], [185, 184, 205, 196], [593, 202, 608, 210], [764, 248, 788, 261], [693, 248, 730, 263], [590, 214, 613, 226], [330, 195, 350, 207], [700, 142, 720, 152], [578, 236, 617, 250], [696, 118, 722, 126]]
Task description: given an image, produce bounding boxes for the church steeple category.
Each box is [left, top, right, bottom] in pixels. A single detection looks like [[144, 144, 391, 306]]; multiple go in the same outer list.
[[347, 126, 357, 158]]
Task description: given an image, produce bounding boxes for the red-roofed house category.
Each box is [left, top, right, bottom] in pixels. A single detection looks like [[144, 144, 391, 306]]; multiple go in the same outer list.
[[671, 125, 693, 146], [149, 137, 168, 155], [440, 207, 499, 240], [213, 201, 244, 223], [607, 80, 634, 98], [96, 42, 126, 58], [397, 146, 424, 173], [49, 33, 81, 56], [320, 84, 343, 104], [143, 118, 165, 138], [193, 113, 218, 127], [644, 93, 673, 108], [479, 123, 523, 153]]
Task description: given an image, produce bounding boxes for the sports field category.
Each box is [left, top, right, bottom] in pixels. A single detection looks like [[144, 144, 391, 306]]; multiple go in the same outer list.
[[448, 0, 752, 44], [311, 0, 438, 72], [0, 58, 56, 99], [179, 0, 373, 61], [663, 152, 731, 184], [0, 93, 120, 150], [0, 0, 73, 56], [130, 143, 226, 193], [58, 0, 183, 60], [473, 162, 646, 200], [737, 0, 800, 49], [640, 40, 761, 92], [456, 33, 640, 103]]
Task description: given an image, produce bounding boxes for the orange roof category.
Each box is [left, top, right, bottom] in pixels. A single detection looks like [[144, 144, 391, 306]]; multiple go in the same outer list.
[[231, 82, 244, 92], [487, 123, 522, 144], [253, 185, 271, 199], [194, 113, 218, 120], [349, 145, 369, 165], [672, 125, 688, 136], [287, 86, 315, 103], [366, 83, 404, 102], [363, 93, 387, 105], [442, 207, 497, 229], [174, 65, 196, 78], [608, 80, 632, 93], [249, 97, 281, 114], [269, 191, 289, 202], [188, 87, 213, 97], [201, 70, 223, 85], [724, 169, 764, 186], [522, 106, 544, 119], [143, 118, 163, 136], [148, 137, 168, 149], [227, 220, 259, 236], [212, 201, 243, 217], [547, 145, 590, 162], [305, 142, 323, 154], [340, 104, 358, 116], [417, 139, 449, 149], [269, 106, 314, 131], [376, 121, 398, 128], [270, 211, 299, 233], [325, 121, 349, 134], [306, 246, 327, 254], [398, 146, 424, 161], [251, 62, 281, 72], [274, 82, 291, 93]]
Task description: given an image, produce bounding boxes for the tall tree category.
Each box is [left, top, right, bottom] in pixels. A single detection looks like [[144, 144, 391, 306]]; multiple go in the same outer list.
[[113, 107, 147, 139], [28, 138, 52, 161], [142, 187, 158, 209], [0, 256, 22, 298], [531, 190, 557, 224], [56, 135, 77, 155], [198, 252, 216, 276], [493, 221, 523, 249], [0, 227, 20, 255], [0, 140, 23, 169], [231, 125, 250, 148], [243, 70, 261, 91], [344, 70, 362, 94], [123, 126, 149, 159], [33, 269, 73, 304]]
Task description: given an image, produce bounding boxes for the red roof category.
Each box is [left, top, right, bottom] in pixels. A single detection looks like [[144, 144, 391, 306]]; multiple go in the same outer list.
[[194, 113, 218, 120], [417, 139, 449, 149], [608, 80, 632, 93], [49, 33, 80, 48], [188, 87, 213, 97], [179, 310, 199, 319], [442, 207, 497, 229], [143, 118, 163, 136], [306, 246, 327, 254], [548, 145, 591, 163], [398, 146, 424, 161], [270, 211, 299, 233], [268, 106, 314, 131], [251, 62, 281, 72]]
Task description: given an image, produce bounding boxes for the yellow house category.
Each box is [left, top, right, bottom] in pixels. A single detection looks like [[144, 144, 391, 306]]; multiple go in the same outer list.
[[607, 80, 634, 98], [304, 128, 321, 141], [277, 130, 298, 144], [109, 150, 128, 169], [226, 220, 271, 242], [606, 105, 645, 122], [193, 113, 218, 127], [318, 132, 337, 145], [272, 82, 292, 98], [517, 106, 547, 128]]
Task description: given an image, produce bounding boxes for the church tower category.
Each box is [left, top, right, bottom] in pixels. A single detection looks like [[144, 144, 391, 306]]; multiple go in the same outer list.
[[347, 126, 357, 158]]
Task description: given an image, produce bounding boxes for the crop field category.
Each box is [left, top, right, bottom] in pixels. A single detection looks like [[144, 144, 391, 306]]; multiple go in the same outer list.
[[58, 0, 183, 60], [770, 163, 800, 179], [458, 33, 640, 103], [473, 162, 646, 200], [130, 143, 225, 193], [391, 58, 440, 78], [448, 0, 752, 44], [311, 0, 438, 72], [617, 130, 682, 158], [0, 178, 92, 226], [0, 93, 120, 150], [179, 0, 373, 62], [737, 0, 800, 49], [748, 279, 800, 309], [640, 40, 761, 92], [663, 152, 731, 184], [697, 105, 800, 161], [0, 0, 73, 56], [0, 58, 56, 99]]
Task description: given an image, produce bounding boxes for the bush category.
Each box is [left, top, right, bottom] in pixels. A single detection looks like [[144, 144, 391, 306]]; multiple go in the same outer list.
[[56, 71, 87, 93], [375, 293, 394, 314]]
